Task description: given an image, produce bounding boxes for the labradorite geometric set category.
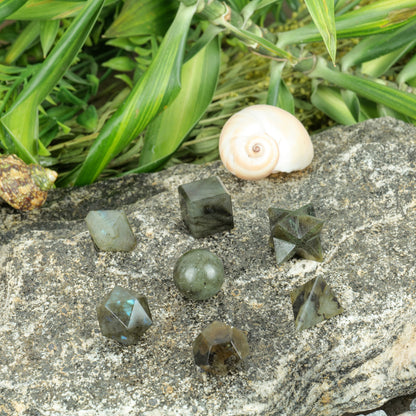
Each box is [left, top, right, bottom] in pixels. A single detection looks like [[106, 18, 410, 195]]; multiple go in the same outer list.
[[88, 176, 341, 372]]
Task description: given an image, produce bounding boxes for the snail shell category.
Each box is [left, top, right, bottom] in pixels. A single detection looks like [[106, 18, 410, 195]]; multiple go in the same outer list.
[[0, 154, 57, 211], [219, 105, 314, 180]]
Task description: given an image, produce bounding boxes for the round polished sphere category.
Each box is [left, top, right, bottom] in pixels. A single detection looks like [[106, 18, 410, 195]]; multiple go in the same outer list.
[[173, 249, 224, 300]]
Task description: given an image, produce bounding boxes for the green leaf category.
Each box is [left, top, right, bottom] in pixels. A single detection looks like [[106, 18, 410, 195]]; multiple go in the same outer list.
[[311, 84, 357, 125], [4, 21, 40, 64], [104, 0, 178, 38], [134, 37, 220, 172], [73, 1, 199, 186], [102, 56, 137, 72], [1, 0, 104, 163], [397, 53, 416, 85], [40, 19, 60, 57], [267, 61, 295, 114], [342, 20, 416, 70], [361, 40, 416, 78], [304, 0, 336, 64], [279, 0, 416, 46], [77, 105, 98, 131], [310, 57, 416, 119], [0, 0, 28, 20], [8, 0, 85, 20]]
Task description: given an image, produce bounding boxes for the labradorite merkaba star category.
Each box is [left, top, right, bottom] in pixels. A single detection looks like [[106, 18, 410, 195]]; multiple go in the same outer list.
[[268, 204, 324, 264]]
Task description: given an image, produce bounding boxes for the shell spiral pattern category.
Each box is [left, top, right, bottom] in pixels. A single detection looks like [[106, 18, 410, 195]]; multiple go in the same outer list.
[[219, 105, 314, 180]]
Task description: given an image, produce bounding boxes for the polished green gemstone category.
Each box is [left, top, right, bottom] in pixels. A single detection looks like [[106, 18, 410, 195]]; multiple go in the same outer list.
[[193, 321, 249, 374], [290, 276, 344, 330], [85, 210, 136, 252], [97, 286, 152, 345], [178, 176, 233, 238], [173, 249, 224, 300], [268, 204, 324, 264]]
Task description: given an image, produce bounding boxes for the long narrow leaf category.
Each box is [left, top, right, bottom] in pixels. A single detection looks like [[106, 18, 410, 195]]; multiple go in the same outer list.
[[73, 1, 199, 186], [0, 0, 28, 20], [267, 61, 295, 114], [398, 53, 416, 85], [342, 20, 416, 70], [304, 0, 336, 64], [8, 0, 85, 19], [104, 0, 177, 38], [310, 57, 416, 119], [278, 0, 416, 46], [40, 19, 60, 57], [4, 21, 40, 65], [133, 37, 220, 172], [1, 0, 104, 162]]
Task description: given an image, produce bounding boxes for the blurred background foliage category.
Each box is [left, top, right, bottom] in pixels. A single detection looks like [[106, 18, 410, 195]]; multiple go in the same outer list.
[[0, 0, 416, 186]]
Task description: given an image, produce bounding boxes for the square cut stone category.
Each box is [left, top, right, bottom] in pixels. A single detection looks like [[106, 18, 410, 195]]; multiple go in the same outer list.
[[178, 176, 233, 238], [85, 210, 136, 252]]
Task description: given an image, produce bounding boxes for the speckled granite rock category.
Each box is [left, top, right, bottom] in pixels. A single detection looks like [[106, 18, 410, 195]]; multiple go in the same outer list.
[[1, 117, 416, 416]]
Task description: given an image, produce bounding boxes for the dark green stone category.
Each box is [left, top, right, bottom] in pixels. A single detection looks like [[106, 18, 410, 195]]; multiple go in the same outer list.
[[97, 286, 152, 345], [290, 276, 344, 330], [178, 176, 233, 238], [192, 321, 249, 374], [268, 204, 324, 264], [173, 249, 224, 300]]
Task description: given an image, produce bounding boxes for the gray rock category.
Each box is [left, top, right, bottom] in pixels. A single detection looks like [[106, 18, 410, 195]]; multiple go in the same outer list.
[[356, 411, 387, 416], [398, 412, 416, 416], [1, 117, 416, 416], [411, 398, 416, 411]]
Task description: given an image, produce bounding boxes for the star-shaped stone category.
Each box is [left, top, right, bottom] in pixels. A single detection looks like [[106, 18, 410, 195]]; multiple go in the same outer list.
[[268, 204, 324, 264]]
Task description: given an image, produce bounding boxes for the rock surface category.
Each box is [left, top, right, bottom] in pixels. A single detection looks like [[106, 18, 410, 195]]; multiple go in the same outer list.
[[1, 117, 416, 416]]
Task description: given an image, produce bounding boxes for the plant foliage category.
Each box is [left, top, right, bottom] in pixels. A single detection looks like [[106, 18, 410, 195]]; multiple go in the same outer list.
[[0, 0, 416, 185]]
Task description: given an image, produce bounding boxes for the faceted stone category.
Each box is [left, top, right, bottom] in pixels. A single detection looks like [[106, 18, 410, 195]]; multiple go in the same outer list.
[[268, 204, 324, 264], [96, 286, 152, 345], [192, 321, 249, 374], [173, 249, 224, 300], [85, 210, 136, 251], [290, 276, 344, 331], [178, 176, 233, 238]]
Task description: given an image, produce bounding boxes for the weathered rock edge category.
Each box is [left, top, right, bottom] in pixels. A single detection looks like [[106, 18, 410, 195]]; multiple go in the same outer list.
[[1, 117, 415, 416]]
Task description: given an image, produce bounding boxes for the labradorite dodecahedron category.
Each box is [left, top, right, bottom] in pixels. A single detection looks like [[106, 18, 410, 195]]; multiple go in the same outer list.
[[268, 204, 324, 264], [290, 276, 344, 331], [97, 286, 152, 345], [193, 321, 249, 374], [85, 210, 136, 251], [173, 249, 224, 300], [178, 176, 233, 238]]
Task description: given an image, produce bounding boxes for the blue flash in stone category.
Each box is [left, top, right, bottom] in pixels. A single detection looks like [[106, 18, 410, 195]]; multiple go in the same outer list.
[[97, 286, 152, 345]]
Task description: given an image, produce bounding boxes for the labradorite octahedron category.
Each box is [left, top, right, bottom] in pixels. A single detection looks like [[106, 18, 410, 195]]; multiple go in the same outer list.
[[178, 176, 234, 238], [193, 321, 249, 374], [290, 276, 344, 330], [85, 210, 136, 252], [173, 249, 224, 300], [97, 286, 152, 345], [268, 204, 324, 264]]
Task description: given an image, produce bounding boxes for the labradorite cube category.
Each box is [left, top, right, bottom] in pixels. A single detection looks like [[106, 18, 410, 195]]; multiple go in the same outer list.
[[97, 286, 153, 345], [178, 176, 233, 238], [85, 210, 136, 252]]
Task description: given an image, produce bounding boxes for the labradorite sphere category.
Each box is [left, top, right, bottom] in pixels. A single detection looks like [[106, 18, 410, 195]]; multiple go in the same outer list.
[[173, 249, 224, 300]]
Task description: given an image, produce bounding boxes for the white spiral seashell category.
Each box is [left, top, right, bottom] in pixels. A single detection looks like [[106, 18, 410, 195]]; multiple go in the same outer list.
[[219, 105, 314, 180]]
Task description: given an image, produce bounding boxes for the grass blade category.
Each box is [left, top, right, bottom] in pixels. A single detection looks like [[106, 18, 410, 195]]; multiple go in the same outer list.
[[279, 0, 416, 45], [73, 1, 198, 186], [342, 20, 416, 70], [398, 53, 416, 85], [0, 0, 28, 20], [304, 0, 337, 64], [40, 19, 60, 57], [1, 0, 104, 162], [4, 21, 40, 64], [310, 57, 416, 119], [8, 0, 85, 19], [133, 37, 221, 172], [267, 61, 295, 113], [104, 0, 177, 38]]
